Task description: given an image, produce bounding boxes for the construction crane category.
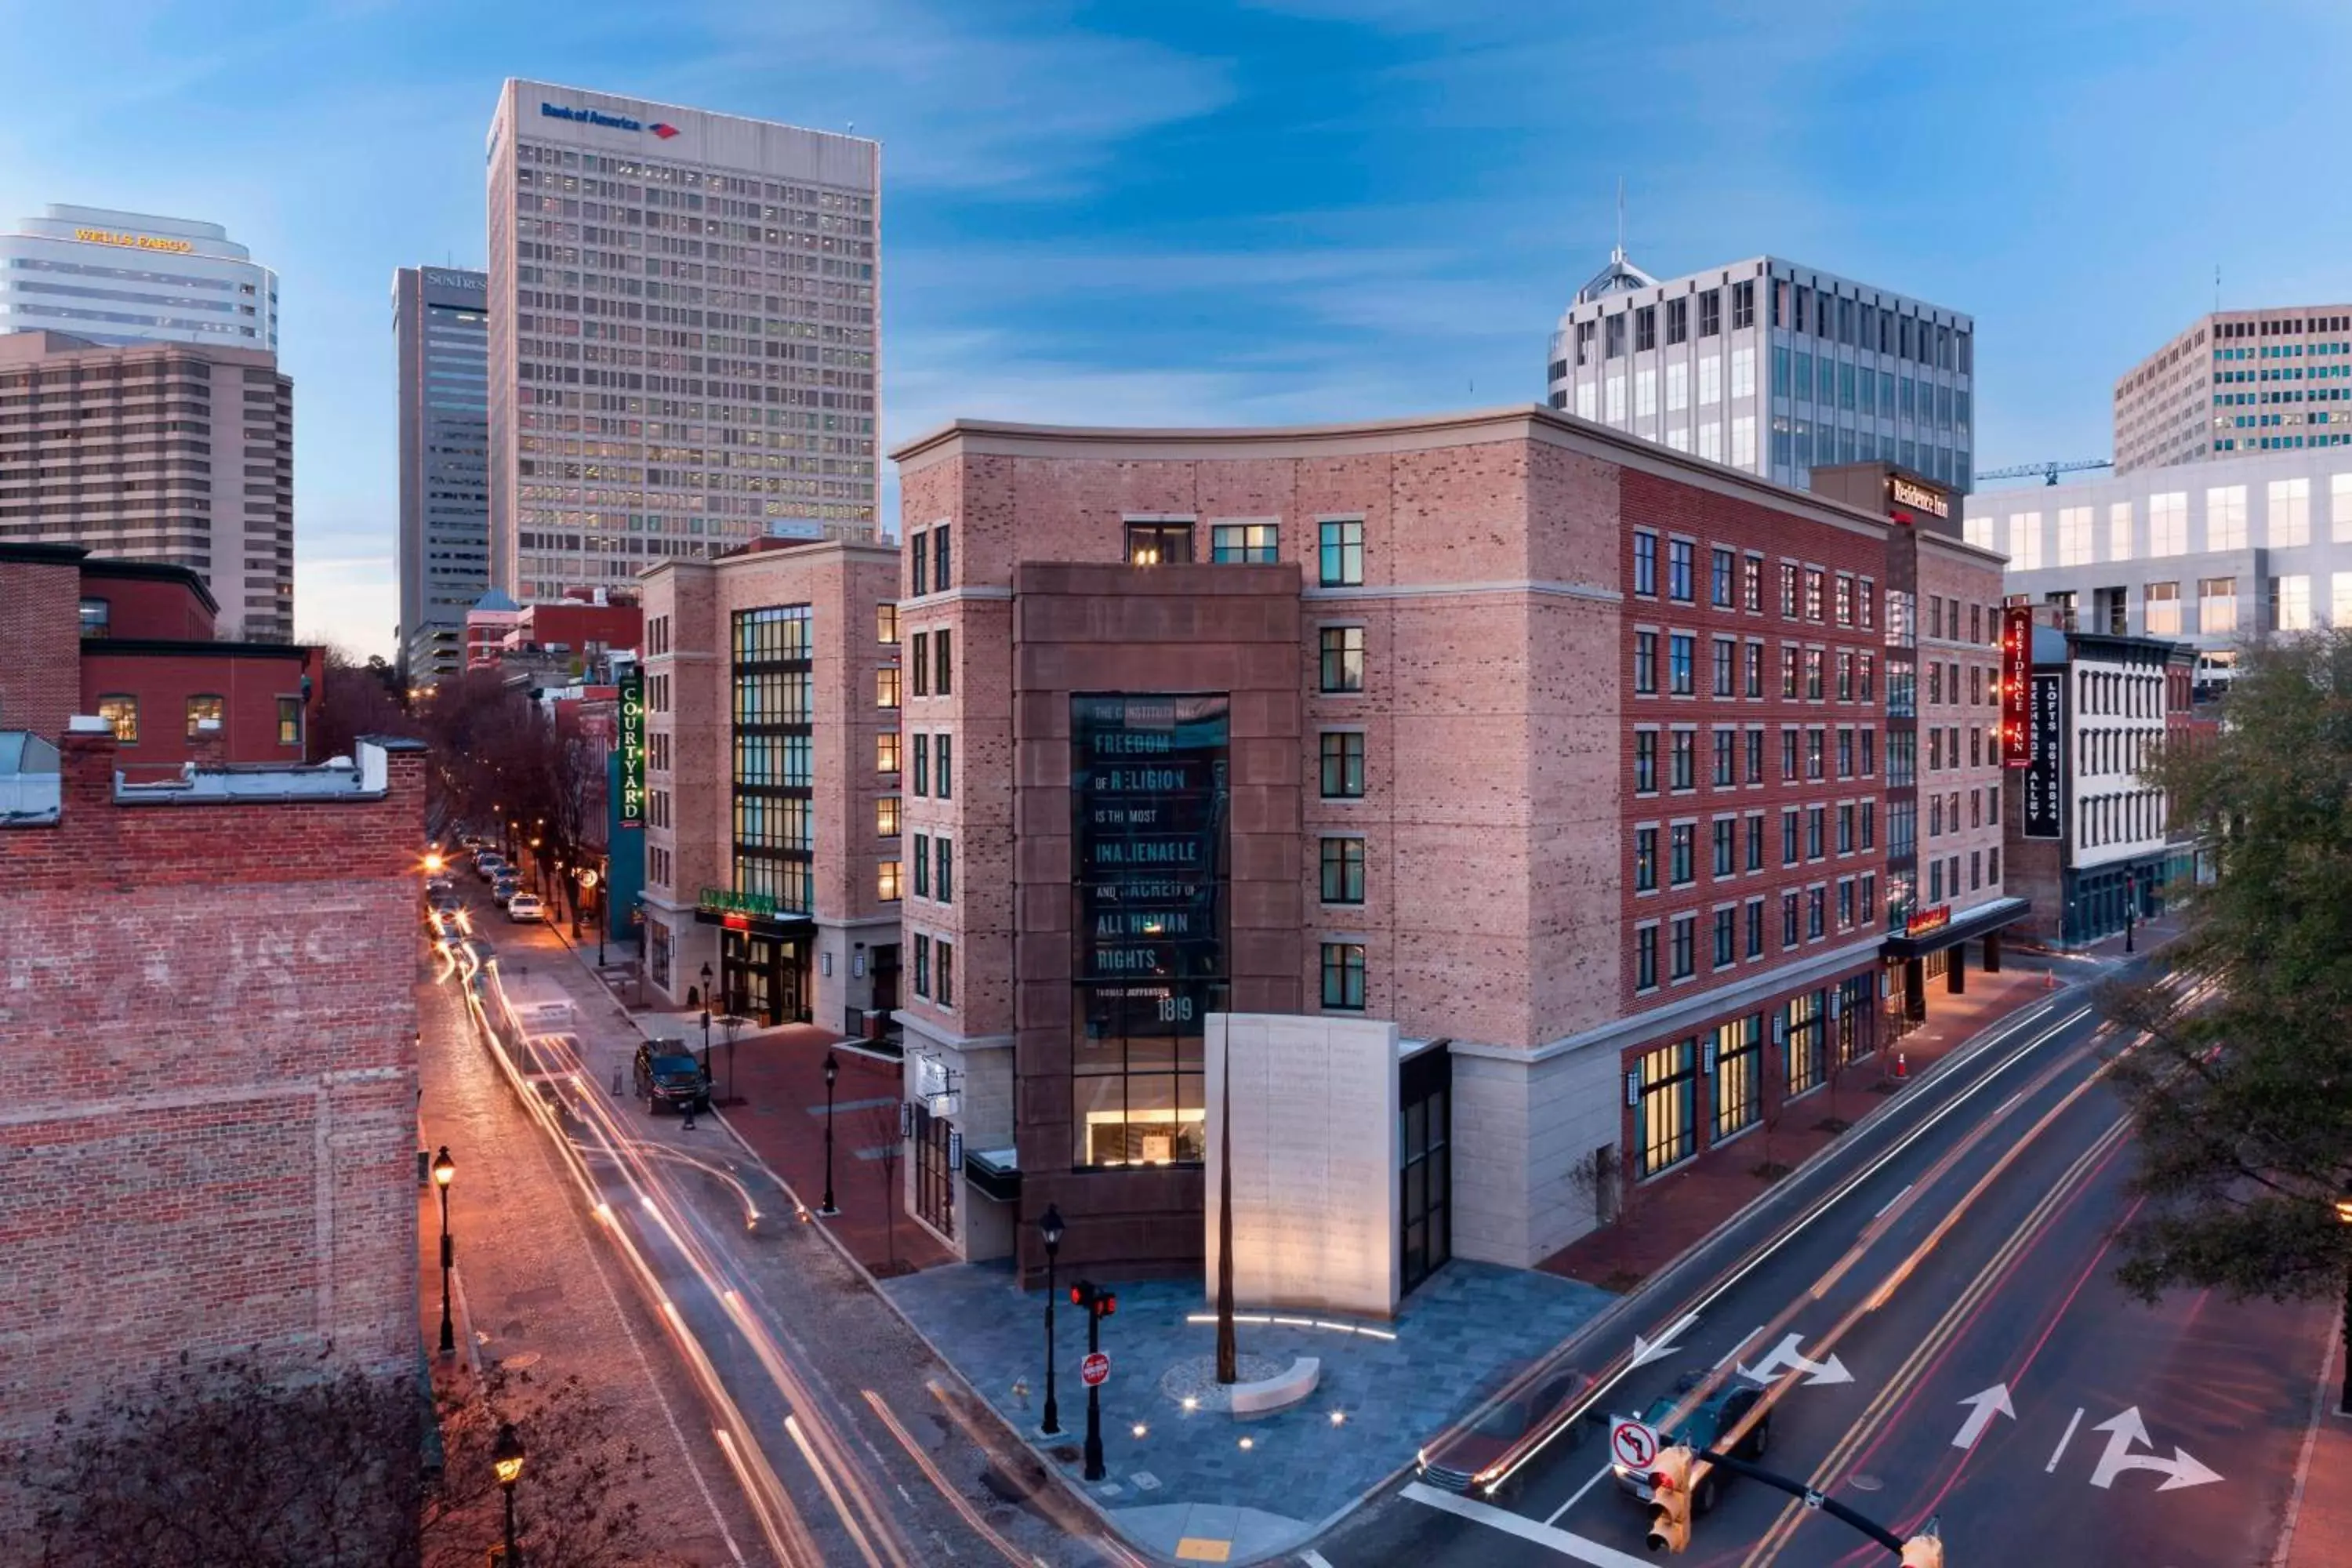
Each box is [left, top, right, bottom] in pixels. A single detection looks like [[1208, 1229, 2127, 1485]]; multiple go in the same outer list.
[[1977, 457, 2114, 487]]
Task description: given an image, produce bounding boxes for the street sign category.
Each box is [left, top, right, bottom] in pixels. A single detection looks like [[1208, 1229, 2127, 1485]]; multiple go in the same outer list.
[[1080, 1352, 1111, 1388], [1610, 1416, 1661, 1470]]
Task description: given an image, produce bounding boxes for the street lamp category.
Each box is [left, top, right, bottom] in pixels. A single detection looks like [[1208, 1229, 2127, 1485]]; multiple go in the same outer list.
[[1039, 1203, 1065, 1436], [819, 1051, 840, 1216], [492, 1421, 525, 1565], [700, 960, 714, 1014], [579, 867, 604, 964], [2336, 1186, 2352, 1416], [432, 1147, 456, 1355], [2123, 869, 2137, 954]]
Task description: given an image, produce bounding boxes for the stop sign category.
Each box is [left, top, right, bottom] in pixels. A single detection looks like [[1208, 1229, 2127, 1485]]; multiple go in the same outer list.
[[1080, 1351, 1110, 1388]]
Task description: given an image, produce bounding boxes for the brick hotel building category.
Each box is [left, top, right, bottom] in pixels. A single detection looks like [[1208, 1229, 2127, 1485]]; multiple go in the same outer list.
[[883, 409, 1964, 1280]]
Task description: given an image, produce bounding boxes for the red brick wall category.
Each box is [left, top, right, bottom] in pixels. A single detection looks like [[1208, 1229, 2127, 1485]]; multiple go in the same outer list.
[[81, 644, 323, 779], [0, 733, 424, 1461], [0, 557, 81, 741], [82, 570, 218, 640]]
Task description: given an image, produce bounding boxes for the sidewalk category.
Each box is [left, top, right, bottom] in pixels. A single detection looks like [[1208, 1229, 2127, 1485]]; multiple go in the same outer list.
[[2279, 1337, 2350, 1568], [1539, 958, 2066, 1290]]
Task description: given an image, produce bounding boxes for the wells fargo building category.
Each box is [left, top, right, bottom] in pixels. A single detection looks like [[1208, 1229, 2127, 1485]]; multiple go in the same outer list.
[[890, 408, 1938, 1281]]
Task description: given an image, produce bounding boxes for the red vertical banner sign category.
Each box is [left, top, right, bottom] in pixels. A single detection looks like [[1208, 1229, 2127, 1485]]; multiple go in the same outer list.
[[2001, 606, 2034, 768]]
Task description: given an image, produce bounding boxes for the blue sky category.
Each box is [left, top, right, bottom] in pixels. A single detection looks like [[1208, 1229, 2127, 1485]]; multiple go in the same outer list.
[[5, 0, 2350, 658]]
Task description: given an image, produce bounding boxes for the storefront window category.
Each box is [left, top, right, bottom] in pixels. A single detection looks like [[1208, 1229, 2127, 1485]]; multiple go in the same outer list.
[[915, 1104, 956, 1239], [1785, 989, 1824, 1098], [1638, 1037, 1697, 1176], [1715, 1015, 1762, 1140]]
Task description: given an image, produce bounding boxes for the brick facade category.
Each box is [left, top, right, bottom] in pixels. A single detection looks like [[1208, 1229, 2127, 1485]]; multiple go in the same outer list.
[[0, 544, 81, 741], [0, 732, 424, 1484]]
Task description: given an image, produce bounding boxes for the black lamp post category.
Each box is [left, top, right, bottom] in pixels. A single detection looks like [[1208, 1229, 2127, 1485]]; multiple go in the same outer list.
[[492, 1421, 526, 1565], [2123, 870, 2137, 953], [699, 1007, 713, 1081], [819, 1051, 840, 1216], [431, 1146, 456, 1356], [1039, 1203, 1065, 1436], [700, 960, 713, 1014], [2335, 1187, 2352, 1416]]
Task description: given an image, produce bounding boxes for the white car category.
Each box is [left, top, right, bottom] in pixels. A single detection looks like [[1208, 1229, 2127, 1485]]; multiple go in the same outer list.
[[506, 894, 545, 923]]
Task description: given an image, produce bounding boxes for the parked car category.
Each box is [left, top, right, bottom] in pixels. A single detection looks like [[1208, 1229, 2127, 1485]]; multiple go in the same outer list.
[[633, 1042, 709, 1114], [492, 877, 519, 907], [506, 893, 545, 923], [1610, 1370, 1772, 1515], [1417, 1364, 1595, 1496]]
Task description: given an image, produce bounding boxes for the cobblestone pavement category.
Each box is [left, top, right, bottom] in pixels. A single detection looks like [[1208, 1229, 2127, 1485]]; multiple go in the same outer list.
[[885, 1258, 1615, 1563], [440, 891, 1115, 1568]]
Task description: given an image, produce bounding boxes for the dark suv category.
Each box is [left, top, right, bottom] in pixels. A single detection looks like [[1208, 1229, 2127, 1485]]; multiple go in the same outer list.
[[633, 1042, 709, 1114]]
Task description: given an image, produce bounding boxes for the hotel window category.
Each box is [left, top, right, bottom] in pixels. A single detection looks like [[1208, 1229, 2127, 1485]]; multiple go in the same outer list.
[[1862, 800, 1876, 848], [2199, 577, 2238, 633], [1713, 907, 1736, 968], [913, 833, 931, 897], [1635, 731, 1657, 793], [937, 941, 954, 1007], [1807, 886, 1826, 939], [1637, 1038, 1696, 1177], [1746, 730, 1765, 785], [1780, 644, 1800, 699], [1670, 915, 1696, 980], [1716, 1016, 1762, 1138], [1712, 728, 1736, 787], [1805, 648, 1824, 701], [1635, 924, 1658, 990], [1321, 942, 1367, 1010], [911, 732, 929, 794], [1127, 519, 1193, 564], [1859, 653, 1876, 702], [1743, 555, 1762, 613], [1838, 729, 1855, 779], [877, 666, 901, 709], [1781, 728, 1798, 782], [1807, 804, 1826, 858], [1633, 531, 1658, 596], [910, 530, 928, 595], [1669, 823, 1694, 885], [1635, 632, 1659, 694], [1712, 818, 1735, 878], [1319, 731, 1366, 797], [878, 731, 902, 776], [277, 697, 302, 747], [1322, 837, 1367, 903], [1668, 539, 1694, 601], [913, 934, 931, 998], [1671, 729, 1696, 790], [1835, 575, 1853, 626], [1781, 891, 1800, 948], [935, 838, 953, 904], [1744, 642, 1763, 699], [877, 797, 901, 837], [1712, 637, 1737, 697], [933, 629, 952, 695], [1806, 728, 1825, 780], [1804, 569, 1825, 622], [1836, 650, 1854, 702], [97, 695, 139, 743], [1711, 548, 1736, 607], [877, 603, 899, 644], [1781, 809, 1800, 866], [936, 734, 953, 799], [1779, 563, 1799, 619], [932, 526, 952, 590], [1669, 633, 1695, 695], [878, 860, 902, 901], [1319, 519, 1364, 586], [184, 694, 225, 737], [1838, 803, 1855, 854], [2149, 492, 2188, 556], [1319, 626, 1366, 692], [2205, 486, 2248, 551], [1745, 811, 1766, 870], [78, 597, 110, 637], [1210, 522, 1279, 563], [1635, 828, 1658, 892]]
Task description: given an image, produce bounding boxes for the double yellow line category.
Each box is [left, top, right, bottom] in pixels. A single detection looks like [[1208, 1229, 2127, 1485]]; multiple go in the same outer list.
[[1738, 1058, 2140, 1565]]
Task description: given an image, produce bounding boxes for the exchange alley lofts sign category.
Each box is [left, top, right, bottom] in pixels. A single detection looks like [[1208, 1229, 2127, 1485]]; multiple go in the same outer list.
[[2022, 672, 2066, 840], [1071, 694, 1229, 993]]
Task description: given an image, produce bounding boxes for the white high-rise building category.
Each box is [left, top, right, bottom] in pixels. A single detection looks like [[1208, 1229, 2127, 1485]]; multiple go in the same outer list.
[[0, 205, 278, 350], [2112, 306, 2352, 474], [485, 80, 881, 601], [1546, 252, 1976, 494]]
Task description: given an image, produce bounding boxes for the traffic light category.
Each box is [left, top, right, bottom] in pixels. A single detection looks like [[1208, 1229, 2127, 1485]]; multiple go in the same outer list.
[[1070, 1280, 1118, 1319], [1899, 1517, 1944, 1568], [1643, 1444, 1694, 1554]]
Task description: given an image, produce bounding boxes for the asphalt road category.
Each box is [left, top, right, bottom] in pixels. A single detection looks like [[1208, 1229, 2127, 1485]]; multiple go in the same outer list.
[[430, 878, 1131, 1568], [1318, 970, 2331, 1568]]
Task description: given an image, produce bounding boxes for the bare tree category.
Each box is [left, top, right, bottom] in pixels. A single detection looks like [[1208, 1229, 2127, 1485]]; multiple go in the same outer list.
[[8, 1347, 684, 1568], [864, 1101, 906, 1277]]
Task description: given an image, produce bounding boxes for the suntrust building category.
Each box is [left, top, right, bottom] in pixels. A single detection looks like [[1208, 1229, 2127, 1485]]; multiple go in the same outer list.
[[887, 407, 1922, 1286]]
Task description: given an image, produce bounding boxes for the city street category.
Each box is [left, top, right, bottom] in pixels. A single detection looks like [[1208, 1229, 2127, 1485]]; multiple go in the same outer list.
[[1316, 968, 2332, 1566], [426, 881, 1127, 1568]]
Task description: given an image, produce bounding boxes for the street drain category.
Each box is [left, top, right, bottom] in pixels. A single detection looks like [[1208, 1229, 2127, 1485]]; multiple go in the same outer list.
[[1846, 1473, 1883, 1492]]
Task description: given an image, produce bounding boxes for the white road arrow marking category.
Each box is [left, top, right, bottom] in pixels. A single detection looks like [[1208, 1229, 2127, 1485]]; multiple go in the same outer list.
[[2086, 1406, 2223, 1492], [1951, 1384, 2016, 1449], [1631, 1312, 1701, 1370], [1737, 1330, 1854, 1387]]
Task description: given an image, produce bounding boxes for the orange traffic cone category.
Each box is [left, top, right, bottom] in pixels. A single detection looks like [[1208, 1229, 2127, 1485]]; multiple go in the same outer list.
[[1893, 1051, 1908, 1082], [2045, 967, 2056, 991]]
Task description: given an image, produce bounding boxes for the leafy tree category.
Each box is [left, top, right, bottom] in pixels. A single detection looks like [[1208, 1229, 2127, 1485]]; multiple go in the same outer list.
[[9, 1347, 684, 1568], [2106, 627, 2352, 1305]]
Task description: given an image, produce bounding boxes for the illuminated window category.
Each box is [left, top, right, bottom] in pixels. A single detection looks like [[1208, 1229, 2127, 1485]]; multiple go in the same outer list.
[[877, 731, 901, 775], [184, 694, 224, 737], [98, 694, 138, 742], [1636, 1037, 1697, 1176], [276, 696, 301, 747], [877, 667, 900, 709], [876, 603, 898, 644], [877, 796, 900, 837], [877, 860, 902, 901], [1319, 519, 1365, 586], [1126, 519, 1192, 565], [1210, 522, 1279, 563]]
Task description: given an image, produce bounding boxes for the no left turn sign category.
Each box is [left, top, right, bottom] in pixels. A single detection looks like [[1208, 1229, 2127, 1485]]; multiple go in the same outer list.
[[1610, 1416, 1661, 1471]]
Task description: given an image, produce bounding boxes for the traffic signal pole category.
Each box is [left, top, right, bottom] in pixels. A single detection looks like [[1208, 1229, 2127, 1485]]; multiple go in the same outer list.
[[1682, 1446, 1932, 1559]]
